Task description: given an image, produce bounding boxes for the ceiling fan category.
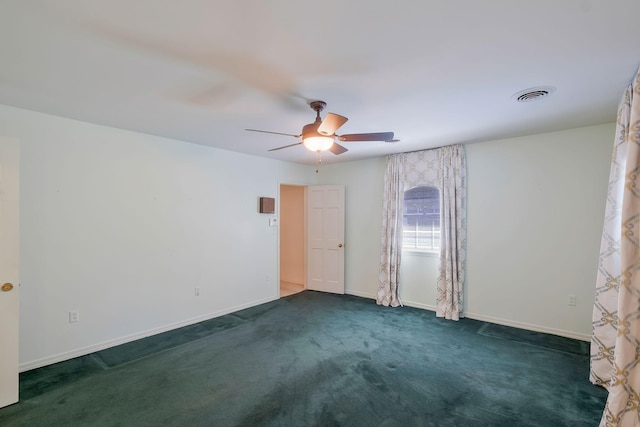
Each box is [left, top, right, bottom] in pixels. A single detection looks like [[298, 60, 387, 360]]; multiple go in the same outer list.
[[246, 100, 396, 156]]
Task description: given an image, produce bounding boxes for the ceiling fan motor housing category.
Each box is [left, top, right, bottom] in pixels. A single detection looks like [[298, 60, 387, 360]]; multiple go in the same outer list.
[[302, 120, 322, 139]]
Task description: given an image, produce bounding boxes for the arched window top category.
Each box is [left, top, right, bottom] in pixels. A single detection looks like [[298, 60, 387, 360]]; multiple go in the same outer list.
[[405, 185, 439, 200]]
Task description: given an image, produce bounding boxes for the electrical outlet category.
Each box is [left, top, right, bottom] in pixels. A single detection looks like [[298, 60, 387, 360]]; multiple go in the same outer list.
[[194, 287, 200, 296], [69, 310, 79, 323], [568, 295, 577, 306]]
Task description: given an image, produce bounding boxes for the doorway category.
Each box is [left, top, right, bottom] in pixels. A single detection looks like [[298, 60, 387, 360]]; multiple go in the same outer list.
[[279, 185, 306, 297]]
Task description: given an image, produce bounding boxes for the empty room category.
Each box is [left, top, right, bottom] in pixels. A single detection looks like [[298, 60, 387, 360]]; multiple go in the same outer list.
[[1, 1, 640, 426]]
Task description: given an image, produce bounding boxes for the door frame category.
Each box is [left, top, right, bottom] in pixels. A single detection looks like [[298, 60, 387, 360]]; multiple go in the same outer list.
[[277, 183, 307, 297]]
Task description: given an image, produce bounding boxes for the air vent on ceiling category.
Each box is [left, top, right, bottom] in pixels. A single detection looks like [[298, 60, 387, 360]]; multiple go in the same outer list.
[[512, 86, 556, 103]]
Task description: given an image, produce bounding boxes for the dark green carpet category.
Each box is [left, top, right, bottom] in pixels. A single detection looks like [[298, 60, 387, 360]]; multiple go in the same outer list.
[[0, 291, 606, 426]]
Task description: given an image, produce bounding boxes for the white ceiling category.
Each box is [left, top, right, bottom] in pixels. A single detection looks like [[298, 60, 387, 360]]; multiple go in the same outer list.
[[1, 0, 639, 165]]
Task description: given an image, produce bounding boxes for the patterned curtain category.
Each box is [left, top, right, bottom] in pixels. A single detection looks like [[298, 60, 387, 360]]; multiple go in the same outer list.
[[377, 154, 404, 307], [591, 67, 640, 426], [436, 145, 467, 320], [404, 149, 440, 187], [377, 146, 467, 316]]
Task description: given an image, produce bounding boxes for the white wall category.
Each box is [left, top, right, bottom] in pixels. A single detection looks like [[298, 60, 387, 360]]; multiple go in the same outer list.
[[320, 123, 614, 340], [0, 105, 317, 370], [465, 124, 613, 339], [399, 252, 439, 310]]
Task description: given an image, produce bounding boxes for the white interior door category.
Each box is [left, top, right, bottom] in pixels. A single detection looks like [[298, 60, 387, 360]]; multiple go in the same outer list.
[[307, 185, 345, 294], [0, 137, 19, 408]]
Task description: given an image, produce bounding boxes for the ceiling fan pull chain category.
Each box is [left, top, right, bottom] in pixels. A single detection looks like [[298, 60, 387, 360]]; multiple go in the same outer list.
[[316, 151, 323, 173]]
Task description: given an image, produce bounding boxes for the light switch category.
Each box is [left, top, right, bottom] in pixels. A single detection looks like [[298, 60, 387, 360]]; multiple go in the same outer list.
[[269, 217, 278, 226]]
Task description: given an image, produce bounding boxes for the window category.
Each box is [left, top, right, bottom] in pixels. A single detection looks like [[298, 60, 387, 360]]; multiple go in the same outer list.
[[403, 186, 440, 252]]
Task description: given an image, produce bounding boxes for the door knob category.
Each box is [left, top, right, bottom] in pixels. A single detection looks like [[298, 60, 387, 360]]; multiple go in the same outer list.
[[1, 283, 14, 292], [338, 243, 343, 248]]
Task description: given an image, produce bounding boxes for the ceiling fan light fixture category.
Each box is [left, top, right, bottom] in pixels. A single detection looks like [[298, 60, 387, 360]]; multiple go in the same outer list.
[[303, 136, 334, 152], [301, 120, 334, 152]]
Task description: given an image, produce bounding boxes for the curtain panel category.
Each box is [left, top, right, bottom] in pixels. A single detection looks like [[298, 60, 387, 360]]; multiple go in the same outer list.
[[377, 154, 404, 307], [436, 145, 467, 320], [377, 146, 467, 319], [591, 67, 640, 427]]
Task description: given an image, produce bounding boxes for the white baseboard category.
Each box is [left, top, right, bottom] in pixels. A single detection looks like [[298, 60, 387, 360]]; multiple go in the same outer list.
[[464, 311, 591, 342], [401, 299, 437, 312], [19, 295, 279, 372], [347, 292, 590, 342], [346, 292, 438, 313], [345, 289, 376, 300]]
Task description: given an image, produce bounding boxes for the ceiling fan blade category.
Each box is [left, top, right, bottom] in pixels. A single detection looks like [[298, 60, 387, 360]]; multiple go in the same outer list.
[[246, 129, 300, 138], [338, 132, 395, 142], [318, 113, 348, 136], [268, 142, 303, 152], [329, 143, 348, 155]]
